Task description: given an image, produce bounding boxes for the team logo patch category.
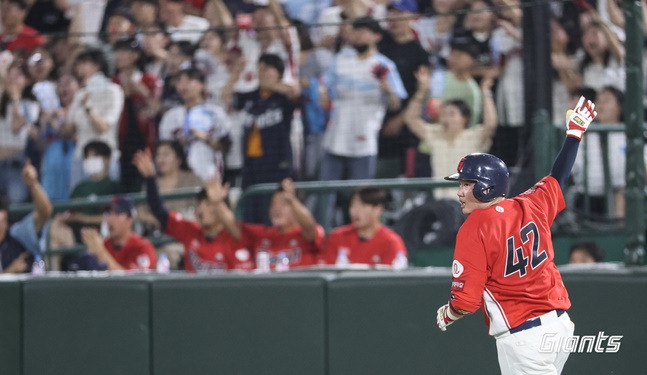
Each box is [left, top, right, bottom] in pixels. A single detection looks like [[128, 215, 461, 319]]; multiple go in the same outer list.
[[451, 280, 465, 291], [456, 157, 466, 172], [372, 255, 381, 264], [496, 206, 504, 213], [452, 260, 464, 278], [215, 253, 224, 261], [235, 249, 250, 262]]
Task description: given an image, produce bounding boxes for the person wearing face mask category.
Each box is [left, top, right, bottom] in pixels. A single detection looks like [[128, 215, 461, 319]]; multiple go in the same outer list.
[[317, 17, 407, 227], [54, 140, 121, 247]]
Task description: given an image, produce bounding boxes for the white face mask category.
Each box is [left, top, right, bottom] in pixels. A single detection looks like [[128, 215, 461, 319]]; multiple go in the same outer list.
[[83, 156, 105, 177]]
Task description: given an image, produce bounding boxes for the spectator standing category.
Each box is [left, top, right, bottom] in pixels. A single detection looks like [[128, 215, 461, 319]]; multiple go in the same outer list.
[[320, 17, 407, 183], [81, 196, 157, 271], [159, 0, 209, 44], [39, 73, 79, 201], [159, 67, 231, 182], [0, 160, 53, 273], [113, 38, 162, 192], [0, 60, 39, 203], [63, 48, 124, 187], [234, 54, 299, 224], [488, 0, 524, 167], [134, 149, 253, 272], [378, 0, 430, 177], [129, 0, 159, 31], [571, 86, 640, 219], [320, 187, 407, 266], [0, 0, 45, 54], [404, 66, 497, 199], [577, 14, 625, 92]]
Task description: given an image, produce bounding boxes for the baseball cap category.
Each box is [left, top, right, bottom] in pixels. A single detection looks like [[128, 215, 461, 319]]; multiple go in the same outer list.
[[352, 17, 383, 34], [388, 0, 418, 13], [449, 34, 480, 60], [106, 196, 137, 217]]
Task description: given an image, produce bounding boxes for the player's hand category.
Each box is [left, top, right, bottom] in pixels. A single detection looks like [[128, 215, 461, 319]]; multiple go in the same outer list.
[[81, 227, 105, 255], [436, 303, 460, 331], [205, 175, 230, 203], [132, 149, 156, 178], [566, 96, 597, 141], [280, 178, 296, 198]]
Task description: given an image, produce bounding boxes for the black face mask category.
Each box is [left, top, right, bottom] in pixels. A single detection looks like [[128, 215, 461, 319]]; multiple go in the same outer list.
[[352, 43, 370, 54]]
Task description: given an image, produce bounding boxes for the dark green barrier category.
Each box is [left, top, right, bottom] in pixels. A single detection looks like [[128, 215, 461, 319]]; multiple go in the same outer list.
[[0, 277, 23, 375], [562, 271, 647, 374], [22, 277, 151, 375], [151, 273, 329, 375], [326, 271, 499, 374]]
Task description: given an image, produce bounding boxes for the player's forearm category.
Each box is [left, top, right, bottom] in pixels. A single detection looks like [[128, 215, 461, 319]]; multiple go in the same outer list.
[[145, 177, 169, 229], [550, 137, 580, 189], [402, 90, 429, 140], [29, 182, 53, 233], [289, 199, 317, 241], [214, 202, 241, 239]]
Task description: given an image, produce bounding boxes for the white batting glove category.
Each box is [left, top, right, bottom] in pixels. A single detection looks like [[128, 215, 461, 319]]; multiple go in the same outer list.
[[436, 303, 461, 331], [565, 96, 597, 141]]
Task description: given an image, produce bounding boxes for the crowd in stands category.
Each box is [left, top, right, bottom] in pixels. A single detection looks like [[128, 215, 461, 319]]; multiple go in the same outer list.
[[0, 0, 640, 272]]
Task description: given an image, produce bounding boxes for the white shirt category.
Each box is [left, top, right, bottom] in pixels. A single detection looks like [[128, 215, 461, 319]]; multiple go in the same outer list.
[[0, 100, 39, 150], [423, 125, 492, 200], [572, 131, 647, 196], [159, 103, 231, 181], [68, 73, 124, 158], [322, 49, 407, 157], [167, 14, 210, 44]]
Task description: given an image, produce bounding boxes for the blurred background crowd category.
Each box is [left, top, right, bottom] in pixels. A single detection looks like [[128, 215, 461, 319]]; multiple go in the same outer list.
[[0, 0, 640, 271]]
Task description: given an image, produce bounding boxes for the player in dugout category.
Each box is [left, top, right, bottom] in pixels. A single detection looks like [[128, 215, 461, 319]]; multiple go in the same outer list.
[[133, 149, 253, 272], [319, 187, 407, 267], [234, 178, 325, 271], [435, 96, 597, 375]]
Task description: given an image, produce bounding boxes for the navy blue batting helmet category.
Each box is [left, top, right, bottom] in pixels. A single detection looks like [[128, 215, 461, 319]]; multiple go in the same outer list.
[[444, 153, 509, 202]]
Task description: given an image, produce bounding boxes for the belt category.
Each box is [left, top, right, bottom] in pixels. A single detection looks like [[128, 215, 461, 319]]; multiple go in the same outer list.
[[509, 309, 565, 335]]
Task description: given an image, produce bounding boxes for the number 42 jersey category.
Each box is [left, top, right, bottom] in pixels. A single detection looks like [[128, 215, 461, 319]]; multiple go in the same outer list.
[[450, 176, 571, 336]]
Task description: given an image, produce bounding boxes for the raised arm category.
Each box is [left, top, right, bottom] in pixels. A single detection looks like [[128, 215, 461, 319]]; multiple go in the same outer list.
[[22, 159, 53, 233], [281, 178, 318, 241], [205, 176, 241, 239], [550, 96, 598, 189], [478, 75, 498, 146], [403, 66, 431, 141], [132, 150, 169, 228]]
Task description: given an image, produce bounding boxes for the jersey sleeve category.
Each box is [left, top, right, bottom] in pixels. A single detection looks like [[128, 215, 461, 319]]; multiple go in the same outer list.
[[240, 223, 268, 251], [164, 211, 202, 242], [450, 220, 488, 313], [380, 230, 407, 264], [320, 230, 341, 265], [520, 176, 566, 225]]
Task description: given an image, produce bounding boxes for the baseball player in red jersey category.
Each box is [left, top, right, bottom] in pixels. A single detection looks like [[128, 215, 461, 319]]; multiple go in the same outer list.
[[133, 150, 253, 272], [81, 196, 157, 271], [436, 96, 597, 374], [236, 178, 325, 270], [320, 187, 407, 266]]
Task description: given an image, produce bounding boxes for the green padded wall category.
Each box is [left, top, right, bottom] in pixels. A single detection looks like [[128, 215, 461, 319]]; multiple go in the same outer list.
[[151, 273, 328, 375], [562, 271, 647, 374], [22, 277, 151, 375], [0, 277, 22, 375], [327, 271, 499, 375]]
